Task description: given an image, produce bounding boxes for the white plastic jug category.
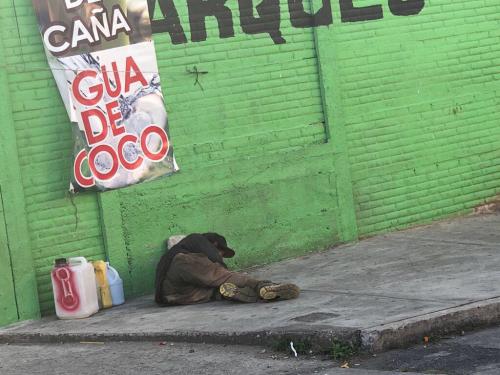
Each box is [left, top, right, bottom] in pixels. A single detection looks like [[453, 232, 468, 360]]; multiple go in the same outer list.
[[106, 263, 125, 306], [51, 257, 99, 319]]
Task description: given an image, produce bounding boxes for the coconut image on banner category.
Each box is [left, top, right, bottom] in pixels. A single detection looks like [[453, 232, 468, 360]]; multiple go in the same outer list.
[[32, 0, 178, 192]]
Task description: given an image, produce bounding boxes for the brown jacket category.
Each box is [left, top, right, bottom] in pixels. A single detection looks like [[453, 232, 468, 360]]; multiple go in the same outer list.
[[162, 252, 261, 305]]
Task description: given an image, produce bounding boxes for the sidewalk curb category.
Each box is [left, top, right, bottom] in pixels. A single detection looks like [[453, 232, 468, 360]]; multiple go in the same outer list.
[[361, 297, 500, 352], [0, 325, 360, 352]]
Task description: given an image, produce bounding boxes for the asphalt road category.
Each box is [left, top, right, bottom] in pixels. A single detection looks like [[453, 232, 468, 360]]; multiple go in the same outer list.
[[0, 340, 400, 375], [354, 325, 500, 375], [1, 326, 500, 374]]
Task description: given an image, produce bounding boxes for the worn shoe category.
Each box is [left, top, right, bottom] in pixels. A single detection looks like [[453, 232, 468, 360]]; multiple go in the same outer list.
[[219, 283, 259, 303], [259, 283, 300, 301]]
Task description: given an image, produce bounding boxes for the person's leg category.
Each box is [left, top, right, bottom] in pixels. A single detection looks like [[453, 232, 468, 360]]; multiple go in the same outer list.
[[164, 253, 299, 304]]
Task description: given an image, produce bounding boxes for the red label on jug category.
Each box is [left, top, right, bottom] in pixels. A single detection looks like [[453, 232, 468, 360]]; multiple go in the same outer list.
[[52, 267, 80, 311]]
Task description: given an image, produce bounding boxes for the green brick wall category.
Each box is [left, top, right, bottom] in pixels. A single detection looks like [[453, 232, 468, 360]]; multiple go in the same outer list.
[[0, 0, 499, 317], [326, 0, 500, 236]]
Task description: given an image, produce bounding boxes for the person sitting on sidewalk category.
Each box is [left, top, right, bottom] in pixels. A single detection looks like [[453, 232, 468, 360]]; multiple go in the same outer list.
[[154, 233, 300, 305]]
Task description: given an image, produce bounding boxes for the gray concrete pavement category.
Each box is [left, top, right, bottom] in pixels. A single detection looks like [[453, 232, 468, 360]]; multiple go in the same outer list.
[[1, 213, 500, 353]]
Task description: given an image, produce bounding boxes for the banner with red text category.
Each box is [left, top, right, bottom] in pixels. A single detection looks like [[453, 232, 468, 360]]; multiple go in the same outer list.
[[32, 0, 178, 192]]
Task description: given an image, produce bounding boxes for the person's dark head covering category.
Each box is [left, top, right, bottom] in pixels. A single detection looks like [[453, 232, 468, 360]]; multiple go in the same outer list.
[[202, 232, 235, 258]]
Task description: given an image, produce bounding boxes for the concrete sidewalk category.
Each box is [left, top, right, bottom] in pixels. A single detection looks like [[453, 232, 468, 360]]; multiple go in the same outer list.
[[1, 213, 500, 352]]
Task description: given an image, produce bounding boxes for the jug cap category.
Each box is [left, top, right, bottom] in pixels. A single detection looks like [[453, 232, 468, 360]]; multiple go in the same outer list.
[[54, 258, 67, 267]]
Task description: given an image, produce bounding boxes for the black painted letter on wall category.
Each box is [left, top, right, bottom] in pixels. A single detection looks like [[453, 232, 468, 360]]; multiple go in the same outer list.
[[187, 0, 235, 42], [388, 0, 425, 16], [339, 0, 383, 22], [148, 0, 188, 44], [238, 0, 285, 44], [288, 0, 332, 28]]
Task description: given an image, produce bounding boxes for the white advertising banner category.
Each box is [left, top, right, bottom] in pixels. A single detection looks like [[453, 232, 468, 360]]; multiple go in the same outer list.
[[32, 0, 178, 192]]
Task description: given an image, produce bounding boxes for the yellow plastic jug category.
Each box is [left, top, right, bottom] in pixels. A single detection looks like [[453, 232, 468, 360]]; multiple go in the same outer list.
[[93, 260, 112, 309]]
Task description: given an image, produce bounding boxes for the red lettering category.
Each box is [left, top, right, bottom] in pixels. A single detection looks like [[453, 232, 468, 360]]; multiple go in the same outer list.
[[75, 124, 171, 185], [73, 149, 95, 188], [118, 134, 143, 170], [72, 70, 103, 106], [124, 56, 148, 93], [106, 100, 125, 137], [141, 125, 169, 162], [88, 144, 119, 181], [102, 62, 122, 98], [81, 108, 108, 145]]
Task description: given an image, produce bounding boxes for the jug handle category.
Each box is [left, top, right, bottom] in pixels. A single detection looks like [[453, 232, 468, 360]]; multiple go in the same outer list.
[[68, 257, 87, 265], [106, 264, 119, 280]]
